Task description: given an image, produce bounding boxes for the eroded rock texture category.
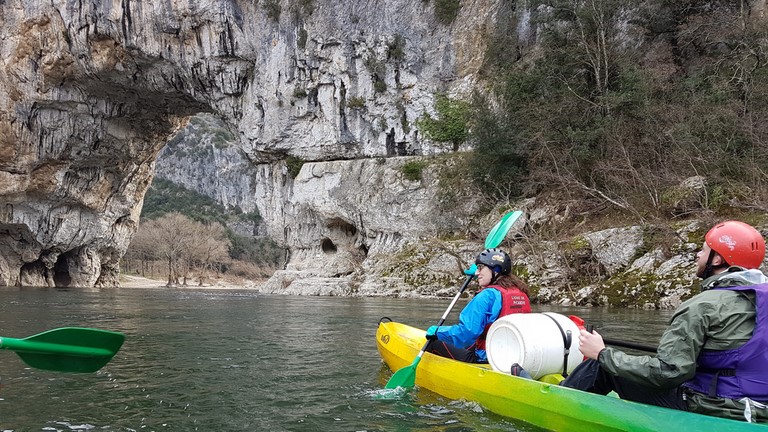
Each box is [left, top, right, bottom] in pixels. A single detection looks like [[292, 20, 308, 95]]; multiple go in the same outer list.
[[0, 0, 506, 286]]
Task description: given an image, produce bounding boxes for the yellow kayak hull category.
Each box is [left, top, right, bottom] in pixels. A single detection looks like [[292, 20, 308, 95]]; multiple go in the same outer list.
[[376, 320, 768, 432]]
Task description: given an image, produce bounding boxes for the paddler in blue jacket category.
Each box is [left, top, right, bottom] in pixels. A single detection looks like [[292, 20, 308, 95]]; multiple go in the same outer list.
[[563, 220, 768, 423], [425, 248, 531, 363]]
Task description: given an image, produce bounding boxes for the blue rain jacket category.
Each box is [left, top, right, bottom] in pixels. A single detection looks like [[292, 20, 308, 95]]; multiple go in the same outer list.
[[434, 288, 502, 361]]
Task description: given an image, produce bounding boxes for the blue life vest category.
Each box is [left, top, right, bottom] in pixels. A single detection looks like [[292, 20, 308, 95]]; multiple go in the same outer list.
[[683, 283, 768, 400]]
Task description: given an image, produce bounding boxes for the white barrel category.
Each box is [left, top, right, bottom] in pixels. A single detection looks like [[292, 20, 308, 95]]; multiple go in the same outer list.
[[486, 313, 584, 379]]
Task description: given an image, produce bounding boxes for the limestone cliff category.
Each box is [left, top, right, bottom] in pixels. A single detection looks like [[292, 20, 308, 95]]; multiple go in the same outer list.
[[0, 0, 507, 286]]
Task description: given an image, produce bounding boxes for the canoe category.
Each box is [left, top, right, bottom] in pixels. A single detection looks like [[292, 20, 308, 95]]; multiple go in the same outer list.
[[376, 320, 768, 432]]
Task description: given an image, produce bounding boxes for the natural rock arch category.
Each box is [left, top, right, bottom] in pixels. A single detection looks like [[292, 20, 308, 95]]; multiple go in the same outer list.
[[0, 0, 503, 287]]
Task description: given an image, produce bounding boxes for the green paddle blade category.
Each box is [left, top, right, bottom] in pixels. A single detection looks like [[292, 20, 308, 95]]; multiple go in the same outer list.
[[485, 210, 523, 248], [0, 327, 125, 373], [385, 357, 420, 389]]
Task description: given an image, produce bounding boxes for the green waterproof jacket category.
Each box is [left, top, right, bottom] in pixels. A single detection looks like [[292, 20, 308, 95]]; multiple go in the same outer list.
[[599, 268, 768, 422]]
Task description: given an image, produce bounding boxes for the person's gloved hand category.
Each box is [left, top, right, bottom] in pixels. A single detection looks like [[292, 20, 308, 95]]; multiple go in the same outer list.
[[464, 263, 477, 276], [425, 325, 439, 341]]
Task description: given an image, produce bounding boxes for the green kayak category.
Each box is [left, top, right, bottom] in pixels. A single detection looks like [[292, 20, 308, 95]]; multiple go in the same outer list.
[[376, 320, 768, 432]]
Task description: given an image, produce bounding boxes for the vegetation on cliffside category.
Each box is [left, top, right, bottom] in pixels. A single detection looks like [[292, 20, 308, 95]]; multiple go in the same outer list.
[[130, 1, 768, 300], [396, 1, 768, 307], [123, 179, 283, 285], [466, 0, 768, 222]]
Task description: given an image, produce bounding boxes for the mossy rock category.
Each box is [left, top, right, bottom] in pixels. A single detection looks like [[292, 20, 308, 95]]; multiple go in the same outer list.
[[600, 272, 661, 308], [564, 235, 590, 251]]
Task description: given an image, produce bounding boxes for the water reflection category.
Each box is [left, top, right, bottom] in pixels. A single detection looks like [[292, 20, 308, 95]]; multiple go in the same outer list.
[[0, 288, 669, 431]]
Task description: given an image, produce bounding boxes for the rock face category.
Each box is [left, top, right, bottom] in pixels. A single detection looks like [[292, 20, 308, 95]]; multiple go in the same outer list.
[[157, 120, 487, 295], [3, 0, 764, 310], [0, 0, 508, 286], [583, 227, 644, 276]]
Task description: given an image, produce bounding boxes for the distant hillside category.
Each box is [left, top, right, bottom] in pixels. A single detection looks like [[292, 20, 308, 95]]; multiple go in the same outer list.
[[141, 178, 283, 266]]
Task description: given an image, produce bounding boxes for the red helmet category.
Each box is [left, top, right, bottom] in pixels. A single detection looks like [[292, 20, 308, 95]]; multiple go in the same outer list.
[[705, 221, 766, 269]]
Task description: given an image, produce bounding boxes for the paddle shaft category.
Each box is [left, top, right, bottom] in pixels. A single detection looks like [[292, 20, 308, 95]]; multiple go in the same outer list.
[[383, 210, 522, 389], [428, 208, 521, 339], [603, 337, 657, 353], [414, 273, 475, 361], [586, 325, 657, 353]]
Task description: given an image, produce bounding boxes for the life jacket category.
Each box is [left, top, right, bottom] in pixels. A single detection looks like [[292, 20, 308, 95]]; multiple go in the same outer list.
[[683, 283, 768, 400], [474, 285, 531, 351]]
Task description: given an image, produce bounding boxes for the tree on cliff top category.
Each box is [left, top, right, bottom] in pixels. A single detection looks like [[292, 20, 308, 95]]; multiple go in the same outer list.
[[418, 94, 470, 152]]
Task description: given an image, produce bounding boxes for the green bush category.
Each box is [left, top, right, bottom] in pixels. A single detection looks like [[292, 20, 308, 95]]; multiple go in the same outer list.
[[238, 211, 262, 224], [285, 156, 306, 178], [388, 34, 406, 61], [293, 87, 308, 98], [365, 56, 386, 78], [401, 161, 429, 181], [347, 96, 366, 109], [465, 0, 768, 210], [468, 92, 529, 200], [228, 233, 283, 265], [263, 0, 280, 21], [434, 0, 461, 25], [142, 178, 228, 225], [373, 79, 387, 93], [418, 94, 469, 152]]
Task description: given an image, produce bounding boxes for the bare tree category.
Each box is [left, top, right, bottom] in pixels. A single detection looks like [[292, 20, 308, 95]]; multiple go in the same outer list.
[[124, 225, 161, 277], [148, 213, 196, 286], [186, 222, 231, 285], [127, 213, 232, 286]]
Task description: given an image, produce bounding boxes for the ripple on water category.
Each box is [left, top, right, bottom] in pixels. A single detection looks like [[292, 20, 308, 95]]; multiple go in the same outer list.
[[0, 290, 662, 431]]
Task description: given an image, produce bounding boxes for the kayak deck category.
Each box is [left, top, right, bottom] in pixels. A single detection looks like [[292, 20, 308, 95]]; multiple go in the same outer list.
[[376, 320, 768, 432]]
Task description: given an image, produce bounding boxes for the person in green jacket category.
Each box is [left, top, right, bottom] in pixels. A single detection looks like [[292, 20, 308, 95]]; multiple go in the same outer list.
[[562, 220, 768, 423]]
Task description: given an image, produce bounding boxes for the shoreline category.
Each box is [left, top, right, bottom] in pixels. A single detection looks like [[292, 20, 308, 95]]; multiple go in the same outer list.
[[119, 274, 261, 290]]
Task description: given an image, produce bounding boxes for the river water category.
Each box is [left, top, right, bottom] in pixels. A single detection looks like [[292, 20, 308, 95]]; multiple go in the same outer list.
[[0, 287, 673, 431]]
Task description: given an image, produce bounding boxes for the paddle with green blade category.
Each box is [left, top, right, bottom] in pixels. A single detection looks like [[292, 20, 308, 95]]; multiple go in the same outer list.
[[0, 327, 125, 373], [385, 210, 523, 389]]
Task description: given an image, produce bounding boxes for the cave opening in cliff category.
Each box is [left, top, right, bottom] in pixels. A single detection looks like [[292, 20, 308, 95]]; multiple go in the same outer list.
[[19, 261, 47, 286], [53, 254, 72, 287], [321, 238, 337, 254], [326, 217, 357, 236]]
